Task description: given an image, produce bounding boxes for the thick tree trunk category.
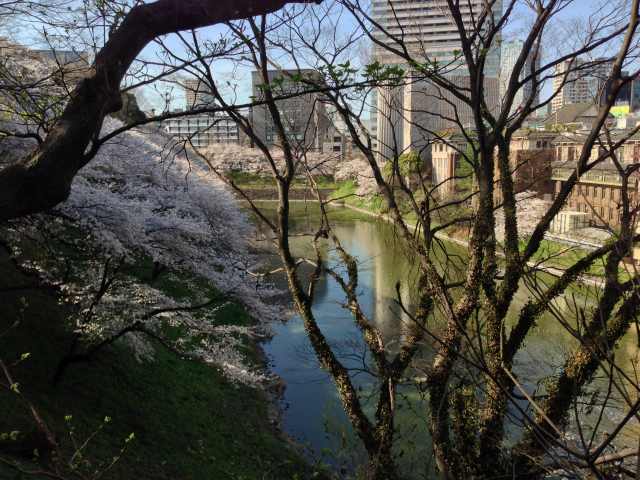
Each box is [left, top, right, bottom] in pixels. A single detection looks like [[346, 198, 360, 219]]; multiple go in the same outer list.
[[0, 0, 319, 221]]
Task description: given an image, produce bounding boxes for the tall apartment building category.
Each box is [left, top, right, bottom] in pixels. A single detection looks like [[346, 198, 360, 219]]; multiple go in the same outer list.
[[371, 1, 503, 162], [500, 40, 540, 116], [551, 58, 613, 113], [250, 69, 329, 151]]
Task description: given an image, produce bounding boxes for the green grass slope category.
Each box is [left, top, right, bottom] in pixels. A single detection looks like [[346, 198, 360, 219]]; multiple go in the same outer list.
[[0, 245, 320, 479]]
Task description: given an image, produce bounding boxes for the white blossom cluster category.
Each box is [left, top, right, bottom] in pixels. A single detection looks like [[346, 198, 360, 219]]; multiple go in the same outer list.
[[2, 118, 284, 385], [333, 154, 378, 196], [0, 38, 88, 135], [494, 191, 552, 241], [202, 142, 342, 177]]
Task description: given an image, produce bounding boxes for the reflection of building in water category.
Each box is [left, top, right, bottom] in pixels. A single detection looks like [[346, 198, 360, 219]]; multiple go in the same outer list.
[[341, 221, 416, 342]]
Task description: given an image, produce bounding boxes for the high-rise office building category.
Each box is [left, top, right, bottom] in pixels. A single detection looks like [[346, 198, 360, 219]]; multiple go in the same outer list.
[[551, 58, 613, 113], [371, 1, 501, 76], [499, 40, 540, 116], [371, 1, 503, 162], [600, 72, 640, 113], [631, 76, 640, 112]]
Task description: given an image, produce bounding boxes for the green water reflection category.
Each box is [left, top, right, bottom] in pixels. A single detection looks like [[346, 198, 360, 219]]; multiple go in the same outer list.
[[250, 201, 639, 478]]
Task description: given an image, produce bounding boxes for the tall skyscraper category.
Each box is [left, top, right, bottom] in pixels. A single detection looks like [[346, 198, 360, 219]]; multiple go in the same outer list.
[[551, 58, 613, 113], [371, 1, 501, 76], [371, 1, 503, 162], [600, 72, 640, 113], [499, 40, 540, 116]]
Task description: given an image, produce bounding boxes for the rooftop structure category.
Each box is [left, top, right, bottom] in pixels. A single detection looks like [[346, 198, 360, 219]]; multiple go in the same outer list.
[[544, 103, 615, 130]]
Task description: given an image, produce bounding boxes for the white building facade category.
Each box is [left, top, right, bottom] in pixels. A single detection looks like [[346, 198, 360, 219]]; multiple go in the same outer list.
[[164, 113, 243, 149]]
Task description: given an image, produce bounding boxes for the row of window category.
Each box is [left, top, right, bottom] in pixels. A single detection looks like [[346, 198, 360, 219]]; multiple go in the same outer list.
[[168, 127, 238, 133], [574, 184, 620, 200], [568, 202, 619, 222]]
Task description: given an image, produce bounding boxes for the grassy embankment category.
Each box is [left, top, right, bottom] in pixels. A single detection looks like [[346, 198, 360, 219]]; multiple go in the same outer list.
[[329, 174, 617, 280], [0, 228, 323, 479], [227, 171, 337, 190], [230, 168, 617, 279]]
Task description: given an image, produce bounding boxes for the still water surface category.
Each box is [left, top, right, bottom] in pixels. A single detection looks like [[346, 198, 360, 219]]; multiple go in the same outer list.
[[250, 202, 639, 477]]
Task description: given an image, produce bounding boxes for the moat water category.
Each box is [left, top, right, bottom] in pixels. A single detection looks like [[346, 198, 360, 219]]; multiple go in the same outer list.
[[248, 202, 639, 478]]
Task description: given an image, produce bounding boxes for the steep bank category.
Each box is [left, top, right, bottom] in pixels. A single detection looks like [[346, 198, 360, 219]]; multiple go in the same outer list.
[[0, 119, 327, 479], [0, 219, 330, 479]]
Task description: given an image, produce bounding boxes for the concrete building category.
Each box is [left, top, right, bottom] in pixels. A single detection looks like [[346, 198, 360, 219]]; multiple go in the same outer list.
[[371, 1, 503, 163], [400, 76, 501, 155], [431, 131, 469, 198], [164, 113, 244, 149], [371, 0, 501, 75], [499, 40, 540, 116], [432, 128, 556, 201], [250, 69, 329, 151], [552, 162, 639, 228], [551, 58, 613, 113], [182, 78, 215, 109]]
